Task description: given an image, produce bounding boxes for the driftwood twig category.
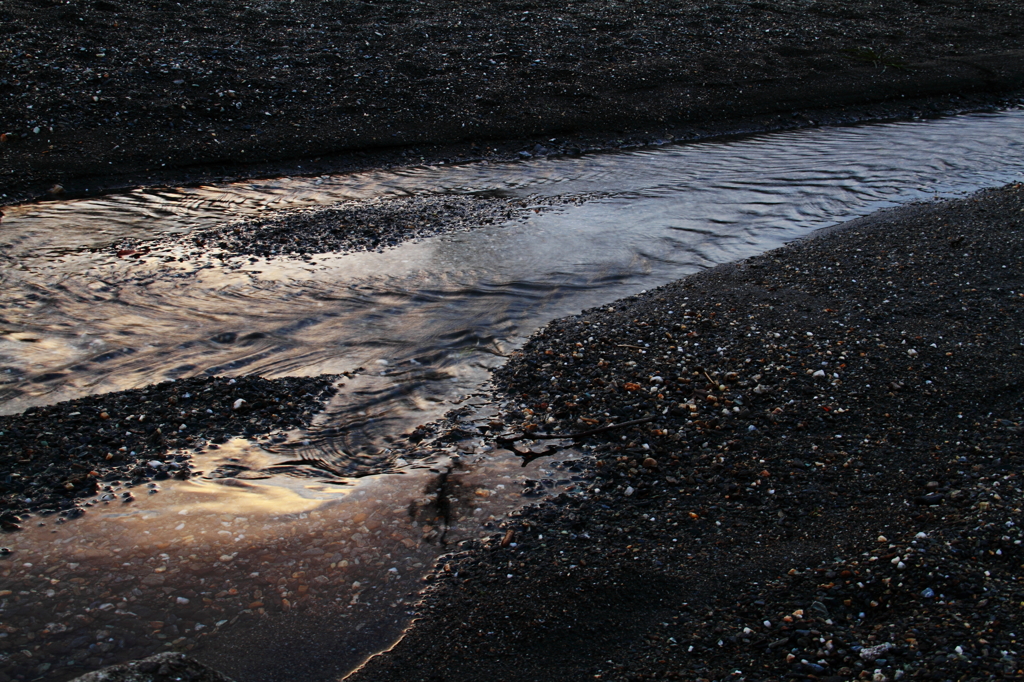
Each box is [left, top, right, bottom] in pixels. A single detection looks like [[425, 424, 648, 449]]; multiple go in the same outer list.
[[495, 415, 656, 466]]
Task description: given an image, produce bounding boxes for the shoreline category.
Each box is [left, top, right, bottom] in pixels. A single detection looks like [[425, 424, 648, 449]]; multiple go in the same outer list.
[[13, 182, 1017, 682], [347, 184, 1024, 682], [3, 146, 1020, 682], [2, 91, 1022, 209], [4, 0, 1024, 205]]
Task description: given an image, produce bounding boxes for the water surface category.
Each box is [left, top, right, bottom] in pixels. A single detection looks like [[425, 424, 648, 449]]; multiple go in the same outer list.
[[2, 110, 1024, 681]]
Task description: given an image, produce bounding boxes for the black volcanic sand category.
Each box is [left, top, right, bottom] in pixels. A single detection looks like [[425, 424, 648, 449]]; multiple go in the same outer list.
[[117, 193, 589, 260], [3, 0, 1024, 204], [0, 374, 339, 527], [346, 185, 1024, 682]]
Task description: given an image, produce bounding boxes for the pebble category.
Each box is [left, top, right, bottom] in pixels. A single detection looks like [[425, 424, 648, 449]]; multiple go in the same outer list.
[[861, 642, 895, 662]]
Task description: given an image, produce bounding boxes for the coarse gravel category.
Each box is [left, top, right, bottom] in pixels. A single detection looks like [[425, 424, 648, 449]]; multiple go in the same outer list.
[[0, 374, 339, 526], [346, 184, 1024, 682]]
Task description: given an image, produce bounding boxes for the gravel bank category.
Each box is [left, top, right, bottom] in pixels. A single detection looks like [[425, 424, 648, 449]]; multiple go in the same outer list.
[[3, 0, 1024, 203], [347, 184, 1024, 681], [117, 193, 588, 260], [0, 375, 339, 526]]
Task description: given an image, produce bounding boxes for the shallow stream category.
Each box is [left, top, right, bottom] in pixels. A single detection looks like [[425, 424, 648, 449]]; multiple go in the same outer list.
[[1, 111, 1024, 681]]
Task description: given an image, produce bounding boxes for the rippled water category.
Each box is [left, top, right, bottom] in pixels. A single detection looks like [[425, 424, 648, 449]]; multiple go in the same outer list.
[[2, 110, 1024, 681]]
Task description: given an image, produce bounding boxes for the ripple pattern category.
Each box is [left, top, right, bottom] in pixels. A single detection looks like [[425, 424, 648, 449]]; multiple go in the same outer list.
[[2, 111, 1024, 478]]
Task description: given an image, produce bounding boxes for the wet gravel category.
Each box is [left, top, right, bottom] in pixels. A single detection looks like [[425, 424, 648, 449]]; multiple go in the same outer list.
[[3, 0, 1024, 203], [0, 375, 339, 526], [347, 184, 1024, 681], [70, 652, 233, 682], [118, 193, 587, 259]]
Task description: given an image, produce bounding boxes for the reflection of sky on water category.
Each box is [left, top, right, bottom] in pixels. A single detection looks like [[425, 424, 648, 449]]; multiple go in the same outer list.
[[2, 433, 586, 681]]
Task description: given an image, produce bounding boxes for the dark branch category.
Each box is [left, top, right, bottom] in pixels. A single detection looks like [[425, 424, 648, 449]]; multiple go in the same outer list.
[[494, 415, 656, 466]]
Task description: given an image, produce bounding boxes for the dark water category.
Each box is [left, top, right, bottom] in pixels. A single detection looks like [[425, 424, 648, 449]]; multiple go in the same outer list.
[[1, 111, 1024, 681]]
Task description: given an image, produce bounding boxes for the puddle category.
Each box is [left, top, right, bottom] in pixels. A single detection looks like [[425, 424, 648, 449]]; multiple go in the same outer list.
[[2, 110, 1024, 680], [1, 420, 592, 681]]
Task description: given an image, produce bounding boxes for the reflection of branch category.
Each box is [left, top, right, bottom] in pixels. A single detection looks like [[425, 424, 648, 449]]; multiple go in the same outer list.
[[496, 416, 656, 466], [435, 464, 454, 545], [268, 457, 346, 476]]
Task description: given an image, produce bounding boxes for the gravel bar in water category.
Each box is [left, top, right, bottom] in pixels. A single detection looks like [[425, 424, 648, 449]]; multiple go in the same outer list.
[[117, 193, 588, 260], [347, 183, 1024, 682], [0, 375, 339, 526]]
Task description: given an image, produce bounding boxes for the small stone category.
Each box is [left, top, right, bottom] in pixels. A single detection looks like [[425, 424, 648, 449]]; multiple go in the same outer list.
[[642, 457, 657, 469], [860, 642, 895, 661], [624, 486, 635, 496]]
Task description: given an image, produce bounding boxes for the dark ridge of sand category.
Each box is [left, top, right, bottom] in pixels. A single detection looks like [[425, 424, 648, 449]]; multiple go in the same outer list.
[[345, 184, 1024, 682], [2, 0, 1024, 204], [114, 193, 591, 261]]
